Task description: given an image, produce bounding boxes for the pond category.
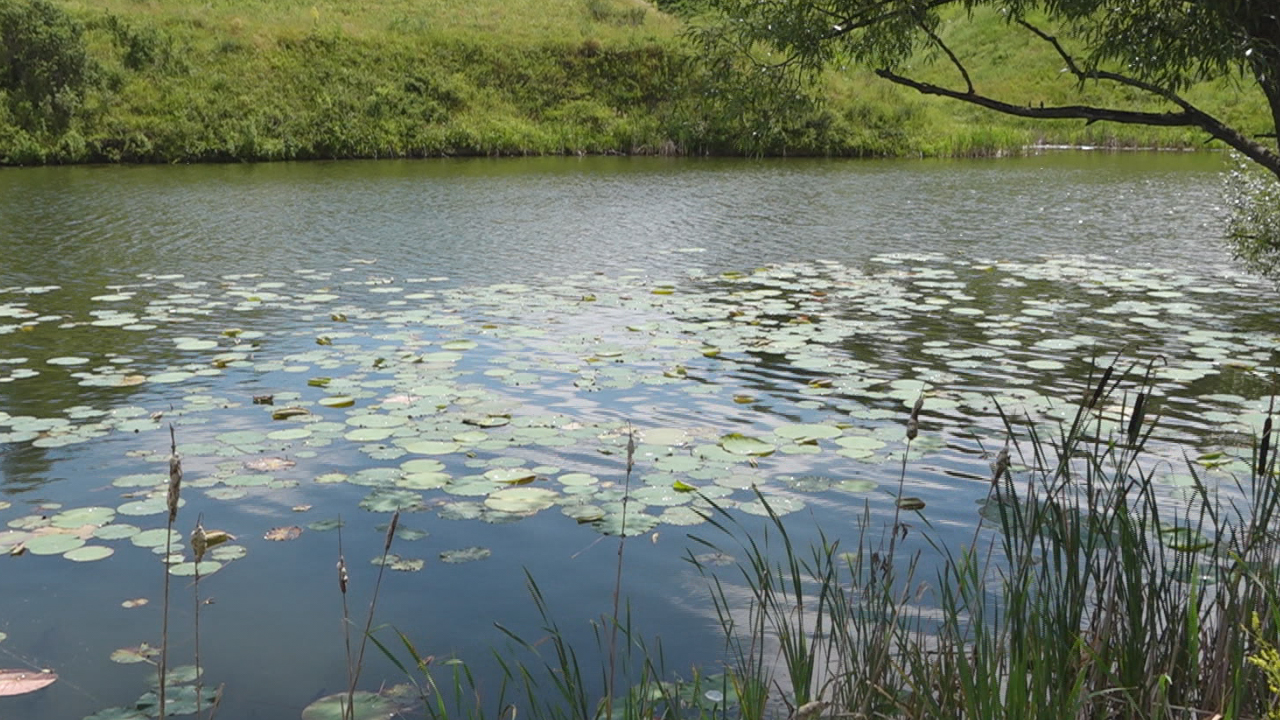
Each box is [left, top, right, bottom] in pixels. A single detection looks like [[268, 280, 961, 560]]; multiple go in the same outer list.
[[0, 152, 1276, 720]]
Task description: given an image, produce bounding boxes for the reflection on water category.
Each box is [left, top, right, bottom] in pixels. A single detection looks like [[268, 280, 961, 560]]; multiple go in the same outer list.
[[0, 152, 1272, 720], [0, 152, 1232, 293]]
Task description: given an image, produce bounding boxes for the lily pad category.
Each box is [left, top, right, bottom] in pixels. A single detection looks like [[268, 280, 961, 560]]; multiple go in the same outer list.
[[264, 526, 303, 541], [403, 440, 460, 455], [738, 496, 806, 516], [772, 424, 842, 442], [51, 506, 115, 528], [169, 560, 223, 576], [93, 523, 140, 541], [301, 691, 401, 720], [372, 554, 425, 572], [719, 433, 776, 457], [593, 511, 660, 536], [484, 487, 558, 514], [440, 546, 491, 563], [131, 528, 181, 549], [110, 645, 158, 664], [63, 545, 114, 562], [135, 685, 219, 717], [360, 489, 425, 513], [24, 533, 85, 555], [0, 669, 57, 696]]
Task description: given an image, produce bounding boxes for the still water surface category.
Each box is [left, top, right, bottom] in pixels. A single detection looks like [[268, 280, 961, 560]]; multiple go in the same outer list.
[[0, 152, 1274, 719]]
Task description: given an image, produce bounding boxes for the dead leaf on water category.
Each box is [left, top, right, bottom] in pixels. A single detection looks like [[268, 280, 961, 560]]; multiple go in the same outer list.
[[244, 457, 296, 472], [0, 669, 57, 696], [264, 526, 302, 541]]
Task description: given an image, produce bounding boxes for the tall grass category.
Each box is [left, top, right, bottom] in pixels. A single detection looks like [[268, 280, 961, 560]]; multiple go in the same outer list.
[[687, 354, 1280, 719], [369, 353, 1279, 720]]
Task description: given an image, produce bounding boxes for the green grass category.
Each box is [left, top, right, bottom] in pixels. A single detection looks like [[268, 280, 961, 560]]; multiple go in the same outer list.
[[0, 0, 1270, 163]]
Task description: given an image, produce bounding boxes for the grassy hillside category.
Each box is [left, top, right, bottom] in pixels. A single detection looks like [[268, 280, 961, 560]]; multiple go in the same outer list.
[[0, 0, 1269, 163]]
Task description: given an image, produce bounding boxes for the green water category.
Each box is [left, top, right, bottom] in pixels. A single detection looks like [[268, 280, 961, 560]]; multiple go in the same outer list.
[[0, 152, 1275, 720]]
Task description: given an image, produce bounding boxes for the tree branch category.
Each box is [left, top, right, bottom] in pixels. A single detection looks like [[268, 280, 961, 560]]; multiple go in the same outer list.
[[1015, 19, 1198, 113], [873, 68, 1191, 125], [920, 21, 972, 94], [822, 0, 957, 40], [872, 67, 1280, 178]]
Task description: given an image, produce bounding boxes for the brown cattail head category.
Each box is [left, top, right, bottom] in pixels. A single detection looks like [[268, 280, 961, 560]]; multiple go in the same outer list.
[[384, 510, 400, 553], [625, 425, 636, 473], [906, 418, 919, 441], [337, 557, 349, 595], [166, 425, 182, 523], [1127, 393, 1147, 446], [167, 454, 183, 523], [1260, 413, 1274, 479], [1088, 365, 1114, 409], [191, 523, 208, 563], [992, 447, 1010, 485], [910, 394, 924, 422]]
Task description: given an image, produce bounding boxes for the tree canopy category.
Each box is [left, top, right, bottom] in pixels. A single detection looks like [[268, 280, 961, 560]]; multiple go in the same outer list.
[[695, 0, 1280, 179]]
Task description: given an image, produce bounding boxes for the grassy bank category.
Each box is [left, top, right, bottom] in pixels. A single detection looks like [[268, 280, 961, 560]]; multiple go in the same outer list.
[[0, 0, 1269, 164]]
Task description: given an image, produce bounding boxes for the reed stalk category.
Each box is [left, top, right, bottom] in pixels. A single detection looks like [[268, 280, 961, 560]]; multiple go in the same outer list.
[[191, 516, 207, 719], [159, 424, 182, 719], [605, 423, 636, 720], [343, 509, 399, 720]]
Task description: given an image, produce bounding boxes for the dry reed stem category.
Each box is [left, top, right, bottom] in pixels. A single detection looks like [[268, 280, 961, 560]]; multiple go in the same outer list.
[[606, 423, 637, 720], [345, 509, 400, 720], [159, 424, 183, 718]]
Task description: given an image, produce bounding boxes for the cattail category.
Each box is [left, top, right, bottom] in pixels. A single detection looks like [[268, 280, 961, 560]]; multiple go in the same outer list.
[[1127, 392, 1147, 446], [166, 425, 182, 523], [166, 454, 182, 523], [383, 510, 400, 553], [1260, 413, 1274, 478], [191, 523, 208, 563], [337, 557, 349, 595], [625, 425, 636, 473], [1088, 365, 1113, 409], [905, 394, 923, 440], [992, 446, 1010, 484]]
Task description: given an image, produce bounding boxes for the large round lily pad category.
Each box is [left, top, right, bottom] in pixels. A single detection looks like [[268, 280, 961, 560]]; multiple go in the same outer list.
[[719, 433, 776, 456], [301, 691, 400, 720], [484, 487, 558, 514]]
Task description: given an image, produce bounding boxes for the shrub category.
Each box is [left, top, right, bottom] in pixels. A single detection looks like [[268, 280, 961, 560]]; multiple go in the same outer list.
[[0, 0, 90, 131], [1225, 154, 1280, 282]]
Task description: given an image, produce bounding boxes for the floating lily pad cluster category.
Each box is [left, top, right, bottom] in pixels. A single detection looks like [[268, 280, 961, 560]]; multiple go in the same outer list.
[[0, 255, 1275, 571]]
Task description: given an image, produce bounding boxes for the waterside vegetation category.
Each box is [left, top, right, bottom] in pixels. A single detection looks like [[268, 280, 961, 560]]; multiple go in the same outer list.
[[0, 0, 1270, 164], [340, 357, 1280, 720]]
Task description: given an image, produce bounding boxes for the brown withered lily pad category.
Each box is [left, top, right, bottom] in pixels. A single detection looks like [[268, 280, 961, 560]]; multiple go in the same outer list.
[[264, 526, 302, 541]]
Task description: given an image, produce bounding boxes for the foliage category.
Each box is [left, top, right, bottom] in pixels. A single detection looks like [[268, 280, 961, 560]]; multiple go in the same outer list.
[[0, 0, 90, 131], [1249, 614, 1280, 720], [694, 0, 1280, 177], [1226, 153, 1280, 280], [0, 0, 1271, 163]]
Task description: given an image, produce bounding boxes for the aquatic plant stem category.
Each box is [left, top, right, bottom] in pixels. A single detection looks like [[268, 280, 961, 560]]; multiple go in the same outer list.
[[336, 517, 354, 720], [346, 510, 399, 720], [191, 516, 208, 720], [606, 423, 636, 720], [159, 424, 183, 718]]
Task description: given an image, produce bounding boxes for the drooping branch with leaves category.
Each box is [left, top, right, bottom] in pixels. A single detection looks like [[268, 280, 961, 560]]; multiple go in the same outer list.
[[695, 0, 1280, 179]]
